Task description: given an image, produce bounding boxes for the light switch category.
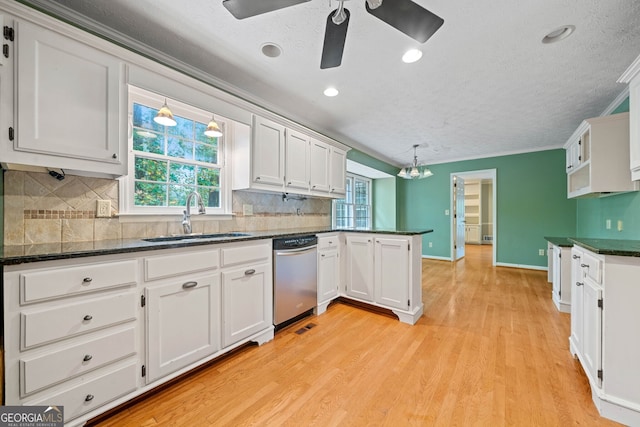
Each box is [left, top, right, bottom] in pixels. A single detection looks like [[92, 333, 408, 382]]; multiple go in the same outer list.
[[617, 220, 623, 231], [606, 219, 611, 230]]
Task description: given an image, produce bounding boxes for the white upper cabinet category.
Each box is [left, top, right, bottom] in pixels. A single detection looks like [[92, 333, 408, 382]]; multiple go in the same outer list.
[[619, 54, 640, 181], [252, 115, 286, 188], [329, 146, 347, 196], [285, 128, 310, 191], [1, 18, 127, 176], [564, 112, 638, 198], [309, 139, 331, 193]]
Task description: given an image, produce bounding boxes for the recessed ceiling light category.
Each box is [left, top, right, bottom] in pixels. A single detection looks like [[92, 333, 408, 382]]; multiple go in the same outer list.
[[261, 43, 282, 58], [542, 25, 575, 44], [324, 87, 339, 97], [402, 49, 423, 63]]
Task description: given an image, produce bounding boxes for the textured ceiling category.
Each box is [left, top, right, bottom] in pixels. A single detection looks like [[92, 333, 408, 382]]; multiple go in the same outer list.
[[35, 0, 640, 167]]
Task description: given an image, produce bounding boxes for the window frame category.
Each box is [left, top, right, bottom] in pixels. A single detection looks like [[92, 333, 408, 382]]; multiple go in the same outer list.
[[120, 86, 232, 216], [332, 173, 372, 229]]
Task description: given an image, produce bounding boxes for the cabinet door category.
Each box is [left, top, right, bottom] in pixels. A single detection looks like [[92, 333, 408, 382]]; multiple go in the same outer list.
[[630, 74, 640, 180], [309, 139, 331, 193], [318, 248, 339, 304], [570, 249, 584, 354], [583, 279, 603, 388], [467, 225, 480, 243], [146, 274, 221, 382], [329, 147, 347, 196], [285, 129, 310, 191], [14, 20, 125, 175], [375, 237, 409, 310], [345, 235, 374, 301], [252, 116, 285, 187], [221, 263, 272, 347], [552, 246, 562, 302]]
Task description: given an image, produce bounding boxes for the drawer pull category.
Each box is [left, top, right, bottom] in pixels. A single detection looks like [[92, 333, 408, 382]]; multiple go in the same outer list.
[[244, 269, 256, 276], [82, 277, 93, 283], [83, 354, 93, 362], [182, 281, 198, 289], [85, 394, 94, 402], [580, 263, 589, 268], [576, 282, 584, 287], [83, 315, 93, 321], [572, 254, 580, 259]]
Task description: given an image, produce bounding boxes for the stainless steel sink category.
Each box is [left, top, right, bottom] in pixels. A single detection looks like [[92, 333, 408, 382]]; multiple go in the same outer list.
[[142, 232, 251, 242]]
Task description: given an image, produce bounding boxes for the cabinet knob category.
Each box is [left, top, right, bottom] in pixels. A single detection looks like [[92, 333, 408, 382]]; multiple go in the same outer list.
[[182, 281, 198, 289], [82, 277, 93, 284], [287, 181, 292, 185], [256, 177, 261, 180], [321, 254, 325, 257], [244, 269, 256, 276], [83, 315, 93, 321], [85, 394, 95, 402], [567, 165, 572, 169], [576, 282, 584, 287], [112, 153, 118, 159], [83, 354, 93, 362], [580, 263, 589, 268]]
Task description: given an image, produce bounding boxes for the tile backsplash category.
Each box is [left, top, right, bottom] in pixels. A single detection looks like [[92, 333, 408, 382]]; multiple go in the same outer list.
[[3, 171, 331, 245]]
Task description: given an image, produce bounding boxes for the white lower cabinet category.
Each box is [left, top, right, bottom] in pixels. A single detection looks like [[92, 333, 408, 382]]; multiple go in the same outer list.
[[570, 244, 640, 426], [342, 233, 423, 324], [550, 243, 571, 313], [317, 234, 341, 313], [145, 274, 220, 383]]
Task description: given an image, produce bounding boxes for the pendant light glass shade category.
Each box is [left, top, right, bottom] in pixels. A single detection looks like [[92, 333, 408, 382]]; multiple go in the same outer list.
[[153, 99, 177, 127], [397, 144, 433, 180], [204, 115, 223, 137]]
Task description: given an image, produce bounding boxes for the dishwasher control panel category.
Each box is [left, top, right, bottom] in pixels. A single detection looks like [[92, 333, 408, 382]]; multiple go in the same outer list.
[[273, 235, 318, 250]]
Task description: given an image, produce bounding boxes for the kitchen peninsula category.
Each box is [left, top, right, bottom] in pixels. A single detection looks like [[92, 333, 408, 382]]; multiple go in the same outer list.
[[1, 227, 432, 426]]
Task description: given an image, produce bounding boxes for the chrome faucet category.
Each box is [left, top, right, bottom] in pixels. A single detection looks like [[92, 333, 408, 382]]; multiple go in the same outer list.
[[182, 191, 206, 234]]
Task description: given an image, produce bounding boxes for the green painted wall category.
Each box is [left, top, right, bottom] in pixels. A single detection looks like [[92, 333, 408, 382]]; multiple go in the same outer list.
[[397, 149, 576, 267], [372, 178, 396, 229]]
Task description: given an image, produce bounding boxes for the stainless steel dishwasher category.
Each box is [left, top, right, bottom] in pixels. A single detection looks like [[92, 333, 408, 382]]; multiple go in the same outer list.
[[273, 235, 318, 329]]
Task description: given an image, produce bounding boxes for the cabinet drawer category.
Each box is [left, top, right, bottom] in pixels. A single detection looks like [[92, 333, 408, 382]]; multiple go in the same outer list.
[[144, 249, 219, 281], [21, 292, 137, 350], [582, 252, 603, 284], [20, 327, 136, 396], [26, 362, 137, 423], [20, 260, 137, 304], [318, 236, 339, 251], [221, 242, 270, 267]]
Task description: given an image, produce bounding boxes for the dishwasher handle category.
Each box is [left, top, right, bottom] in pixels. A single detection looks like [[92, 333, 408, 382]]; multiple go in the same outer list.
[[274, 245, 317, 256]]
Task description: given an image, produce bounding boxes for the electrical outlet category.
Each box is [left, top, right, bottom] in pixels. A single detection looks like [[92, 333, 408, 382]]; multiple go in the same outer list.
[[445, 209, 450, 216], [606, 219, 611, 229], [617, 220, 623, 231], [243, 204, 253, 216], [538, 249, 545, 256], [428, 242, 433, 248], [96, 200, 111, 218]]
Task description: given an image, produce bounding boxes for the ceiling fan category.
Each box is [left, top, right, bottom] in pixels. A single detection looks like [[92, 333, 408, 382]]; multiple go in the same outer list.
[[222, 0, 444, 69]]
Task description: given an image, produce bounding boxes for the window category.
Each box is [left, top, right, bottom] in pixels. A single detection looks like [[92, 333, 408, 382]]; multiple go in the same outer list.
[[333, 174, 371, 229], [121, 87, 230, 215]]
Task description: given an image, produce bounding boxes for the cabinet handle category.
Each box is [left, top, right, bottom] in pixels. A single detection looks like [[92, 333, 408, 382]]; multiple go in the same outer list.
[[182, 281, 198, 289], [83, 354, 93, 362], [85, 394, 94, 402], [83, 315, 93, 321], [328, 241, 333, 244], [312, 185, 317, 189], [567, 165, 572, 169], [244, 269, 256, 276], [572, 254, 580, 259], [576, 282, 584, 287], [580, 263, 589, 268], [256, 176, 261, 180], [287, 181, 292, 185], [321, 254, 325, 257], [82, 277, 93, 283]]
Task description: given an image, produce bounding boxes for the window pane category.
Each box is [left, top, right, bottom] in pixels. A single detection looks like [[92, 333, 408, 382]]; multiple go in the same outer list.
[[135, 182, 167, 206], [203, 188, 220, 208], [167, 137, 194, 160], [197, 166, 220, 187], [344, 177, 353, 203], [169, 162, 196, 185], [168, 185, 196, 207], [133, 103, 164, 133], [133, 130, 164, 154], [168, 115, 195, 139], [355, 180, 368, 204], [195, 142, 218, 163], [135, 157, 167, 181]]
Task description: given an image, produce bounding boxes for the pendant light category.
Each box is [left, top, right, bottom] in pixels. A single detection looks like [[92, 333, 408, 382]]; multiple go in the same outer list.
[[153, 99, 177, 127], [204, 115, 223, 137], [397, 144, 433, 180]]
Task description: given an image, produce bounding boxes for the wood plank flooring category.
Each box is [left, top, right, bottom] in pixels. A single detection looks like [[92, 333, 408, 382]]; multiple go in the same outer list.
[[91, 245, 620, 426]]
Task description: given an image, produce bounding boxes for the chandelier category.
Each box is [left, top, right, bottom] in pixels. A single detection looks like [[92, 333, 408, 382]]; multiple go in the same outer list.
[[397, 144, 433, 179]]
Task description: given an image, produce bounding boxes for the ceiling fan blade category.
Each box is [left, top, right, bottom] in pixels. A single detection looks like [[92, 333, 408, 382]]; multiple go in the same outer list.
[[223, 0, 311, 19], [321, 8, 350, 69], [365, 0, 443, 43]]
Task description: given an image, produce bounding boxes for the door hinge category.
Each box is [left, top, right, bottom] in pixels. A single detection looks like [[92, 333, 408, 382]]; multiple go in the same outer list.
[[558, 290, 561, 297], [598, 298, 603, 310], [3, 26, 14, 41], [141, 365, 146, 377], [2, 44, 8, 58], [597, 369, 603, 381], [141, 294, 146, 307], [8, 127, 14, 141], [408, 243, 410, 251]]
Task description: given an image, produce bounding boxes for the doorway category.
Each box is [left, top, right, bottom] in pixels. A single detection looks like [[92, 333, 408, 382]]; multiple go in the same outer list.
[[450, 169, 497, 266]]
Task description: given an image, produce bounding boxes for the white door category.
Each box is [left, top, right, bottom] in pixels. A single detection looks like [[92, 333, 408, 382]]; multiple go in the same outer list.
[[570, 248, 584, 354], [375, 237, 409, 310], [583, 279, 603, 388], [329, 147, 347, 196], [146, 274, 220, 382], [345, 234, 374, 301], [252, 116, 285, 186], [454, 177, 466, 260], [309, 139, 331, 192], [285, 129, 310, 191], [318, 248, 339, 303]]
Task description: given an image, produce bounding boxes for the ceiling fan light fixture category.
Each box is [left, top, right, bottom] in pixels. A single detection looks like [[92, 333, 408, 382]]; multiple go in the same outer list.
[[204, 115, 223, 137], [324, 87, 339, 97], [154, 99, 177, 127], [542, 25, 575, 44], [402, 48, 422, 63], [365, 0, 383, 9]]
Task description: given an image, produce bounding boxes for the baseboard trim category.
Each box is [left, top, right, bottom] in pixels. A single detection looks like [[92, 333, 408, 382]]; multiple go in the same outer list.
[[422, 255, 452, 261], [496, 262, 547, 271]]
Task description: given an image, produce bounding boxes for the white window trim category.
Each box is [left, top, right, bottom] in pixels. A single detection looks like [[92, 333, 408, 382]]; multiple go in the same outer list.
[[119, 86, 232, 217], [332, 173, 372, 230]]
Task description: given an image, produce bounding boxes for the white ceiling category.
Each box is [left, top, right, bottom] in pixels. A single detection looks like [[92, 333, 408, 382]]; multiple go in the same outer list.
[[33, 0, 640, 168]]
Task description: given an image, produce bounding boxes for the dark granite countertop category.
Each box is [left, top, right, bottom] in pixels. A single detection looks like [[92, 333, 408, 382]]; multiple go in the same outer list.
[[568, 238, 640, 257], [544, 236, 574, 247], [1, 227, 433, 266]]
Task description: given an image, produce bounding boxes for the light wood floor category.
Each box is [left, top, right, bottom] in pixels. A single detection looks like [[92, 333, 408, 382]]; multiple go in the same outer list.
[[92, 245, 621, 426]]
